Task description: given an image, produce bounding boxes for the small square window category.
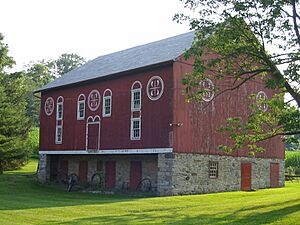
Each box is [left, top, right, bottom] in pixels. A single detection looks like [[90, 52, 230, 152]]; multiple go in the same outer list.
[[131, 89, 141, 111], [77, 101, 85, 120], [55, 125, 63, 144], [103, 96, 112, 117], [57, 103, 63, 120], [209, 161, 218, 178], [130, 118, 141, 140]]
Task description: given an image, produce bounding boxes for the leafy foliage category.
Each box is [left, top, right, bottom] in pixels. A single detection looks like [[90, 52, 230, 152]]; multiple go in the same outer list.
[[175, 0, 300, 154], [285, 151, 300, 170], [0, 34, 31, 173]]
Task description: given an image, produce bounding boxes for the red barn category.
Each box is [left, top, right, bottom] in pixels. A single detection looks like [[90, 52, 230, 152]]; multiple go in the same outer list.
[[36, 32, 284, 195]]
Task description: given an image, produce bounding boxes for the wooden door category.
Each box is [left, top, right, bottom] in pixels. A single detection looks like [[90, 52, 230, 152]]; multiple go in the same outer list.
[[130, 161, 142, 190], [50, 156, 59, 181], [79, 161, 88, 182], [87, 123, 100, 150], [270, 163, 279, 188], [58, 160, 68, 181], [105, 161, 116, 189], [241, 162, 252, 191]]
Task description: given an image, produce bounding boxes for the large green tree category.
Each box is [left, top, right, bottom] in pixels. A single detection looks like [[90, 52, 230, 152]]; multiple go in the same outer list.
[[175, 0, 300, 154], [0, 34, 31, 173], [24, 53, 86, 126]]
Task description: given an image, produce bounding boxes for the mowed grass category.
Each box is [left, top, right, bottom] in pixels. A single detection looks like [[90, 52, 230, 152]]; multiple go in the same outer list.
[[0, 160, 300, 225]]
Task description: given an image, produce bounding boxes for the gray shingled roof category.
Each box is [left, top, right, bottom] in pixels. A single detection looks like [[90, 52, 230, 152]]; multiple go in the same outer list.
[[36, 31, 195, 92]]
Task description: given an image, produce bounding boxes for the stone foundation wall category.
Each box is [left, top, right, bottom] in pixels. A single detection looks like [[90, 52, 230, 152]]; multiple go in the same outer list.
[[38, 153, 284, 196], [37, 154, 50, 183], [47, 154, 158, 191], [157, 153, 284, 196]]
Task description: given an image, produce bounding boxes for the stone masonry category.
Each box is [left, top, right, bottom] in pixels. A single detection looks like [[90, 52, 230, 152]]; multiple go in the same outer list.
[[157, 153, 284, 196]]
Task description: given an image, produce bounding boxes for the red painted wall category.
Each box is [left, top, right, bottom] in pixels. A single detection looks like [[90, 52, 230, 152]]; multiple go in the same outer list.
[[40, 65, 174, 151], [172, 56, 284, 159]]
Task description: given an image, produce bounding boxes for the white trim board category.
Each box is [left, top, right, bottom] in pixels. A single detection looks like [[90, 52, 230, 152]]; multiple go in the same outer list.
[[39, 148, 173, 155]]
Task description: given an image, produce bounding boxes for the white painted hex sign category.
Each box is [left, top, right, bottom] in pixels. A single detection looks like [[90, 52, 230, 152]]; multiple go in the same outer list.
[[199, 79, 215, 102], [88, 90, 101, 111], [44, 97, 54, 116], [147, 76, 164, 101]]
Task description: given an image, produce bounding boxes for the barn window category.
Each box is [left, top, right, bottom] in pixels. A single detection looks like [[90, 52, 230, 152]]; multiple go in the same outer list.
[[56, 96, 64, 120], [130, 117, 141, 140], [131, 81, 142, 111], [77, 94, 86, 120], [209, 161, 218, 178], [55, 125, 63, 144], [103, 89, 112, 117]]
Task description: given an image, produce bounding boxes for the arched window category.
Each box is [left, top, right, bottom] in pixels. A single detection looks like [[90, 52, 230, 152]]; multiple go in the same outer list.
[[103, 89, 112, 117], [56, 96, 64, 120], [77, 94, 86, 120], [131, 81, 142, 111]]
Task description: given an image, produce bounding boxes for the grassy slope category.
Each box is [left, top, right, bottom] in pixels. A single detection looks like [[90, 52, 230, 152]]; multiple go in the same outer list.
[[0, 160, 299, 225]]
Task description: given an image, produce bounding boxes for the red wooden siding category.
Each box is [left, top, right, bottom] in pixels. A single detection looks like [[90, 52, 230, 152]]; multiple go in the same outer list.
[[241, 163, 252, 191], [130, 161, 142, 190], [270, 163, 279, 188], [40, 65, 173, 151], [79, 161, 88, 182], [105, 161, 116, 189], [172, 57, 284, 159]]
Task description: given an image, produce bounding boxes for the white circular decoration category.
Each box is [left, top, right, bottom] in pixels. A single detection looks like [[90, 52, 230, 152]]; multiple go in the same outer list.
[[199, 79, 215, 102], [256, 91, 268, 111], [44, 97, 54, 116], [88, 90, 101, 111], [146, 76, 164, 101]]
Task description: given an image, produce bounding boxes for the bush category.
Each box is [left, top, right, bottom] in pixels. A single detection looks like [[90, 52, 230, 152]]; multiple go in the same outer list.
[[27, 127, 39, 158], [285, 151, 300, 169]]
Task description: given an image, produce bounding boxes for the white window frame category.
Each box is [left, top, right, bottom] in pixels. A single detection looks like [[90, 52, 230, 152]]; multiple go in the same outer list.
[[56, 96, 64, 120], [131, 81, 142, 111], [130, 117, 141, 140], [102, 89, 112, 117], [77, 94, 86, 120], [55, 125, 63, 144], [209, 161, 218, 178]]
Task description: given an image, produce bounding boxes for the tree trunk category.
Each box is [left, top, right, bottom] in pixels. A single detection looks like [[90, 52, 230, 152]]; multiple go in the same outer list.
[[0, 163, 3, 175]]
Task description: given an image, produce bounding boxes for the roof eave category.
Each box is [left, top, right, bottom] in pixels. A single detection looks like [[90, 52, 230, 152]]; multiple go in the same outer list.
[[34, 60, 175, 93]]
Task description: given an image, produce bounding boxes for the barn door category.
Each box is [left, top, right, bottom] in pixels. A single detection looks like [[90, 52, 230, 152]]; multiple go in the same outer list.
[[270, 163, 279, 188], [86, 116, 100, 150], [130, 161, 142, 191], [59, 160, 68, 181], [79, 161, 88, 182], [105, 161, 116, 189], [241, 162, 252, 191], [50, 156, 59, 181]]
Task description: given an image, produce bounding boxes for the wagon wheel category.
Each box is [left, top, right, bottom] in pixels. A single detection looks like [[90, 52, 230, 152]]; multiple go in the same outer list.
[[67, 173, 79, 192], [136, 178, 152, 192], [91, 172, 104, 190], [56, 171, 68, 183]]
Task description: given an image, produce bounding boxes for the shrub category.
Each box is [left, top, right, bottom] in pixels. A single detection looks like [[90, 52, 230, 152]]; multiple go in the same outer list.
[[27, 127, 39, 158], [285, 151, 300, 169]]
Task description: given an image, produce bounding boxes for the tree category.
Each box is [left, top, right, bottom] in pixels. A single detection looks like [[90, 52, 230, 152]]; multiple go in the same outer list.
[[0, 34, 31, 173], [174, 0, 300, 154], [24, 53, 86, 126], [49, 53, 86, 77]]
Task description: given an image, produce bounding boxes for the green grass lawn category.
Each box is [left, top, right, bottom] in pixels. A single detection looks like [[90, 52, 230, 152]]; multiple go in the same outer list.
[[0, 160, 300, 225]]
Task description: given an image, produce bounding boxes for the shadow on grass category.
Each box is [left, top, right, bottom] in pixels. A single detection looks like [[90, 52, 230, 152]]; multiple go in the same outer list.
[[0, 173, 137, 211], [46, 201, 300, 225]]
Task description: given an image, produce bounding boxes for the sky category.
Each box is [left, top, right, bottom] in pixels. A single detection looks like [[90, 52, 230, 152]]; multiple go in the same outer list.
[[1, 0, 190, 70]]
